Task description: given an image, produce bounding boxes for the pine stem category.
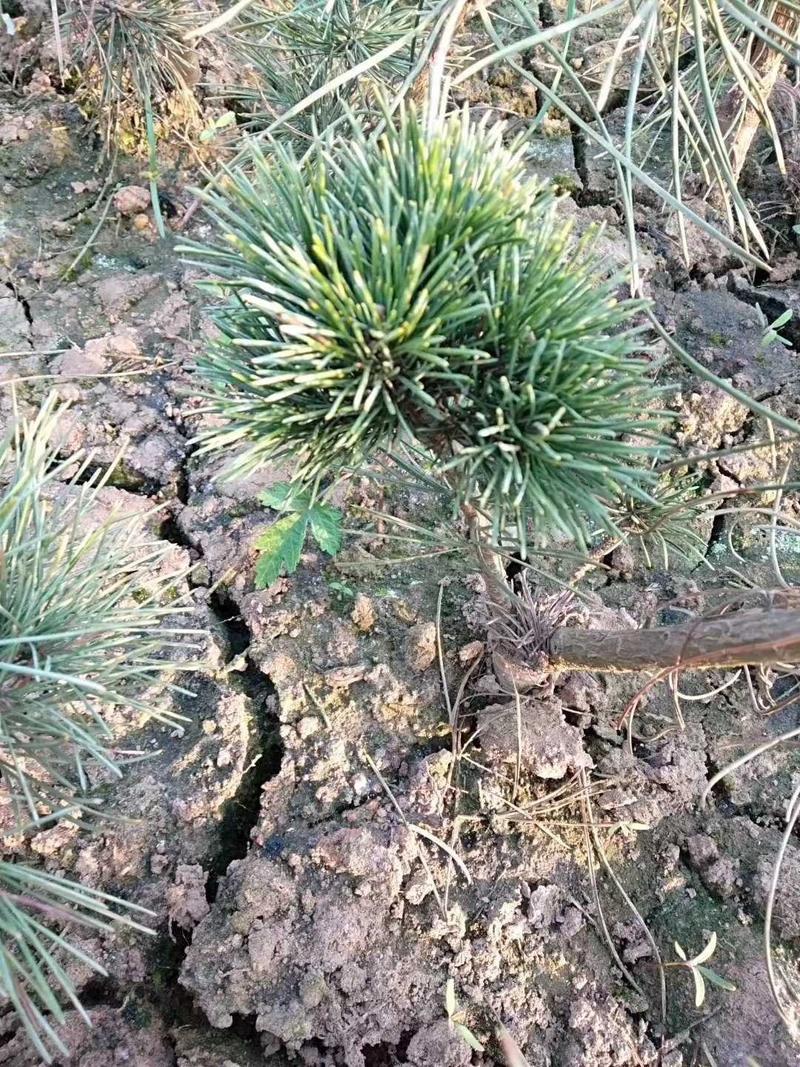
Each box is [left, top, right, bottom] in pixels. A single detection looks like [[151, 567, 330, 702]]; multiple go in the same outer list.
[[461, 502, 510, 610], [461, 503, 800, 677], [550, 607, 800, 673], [722, 3, 797, 182]]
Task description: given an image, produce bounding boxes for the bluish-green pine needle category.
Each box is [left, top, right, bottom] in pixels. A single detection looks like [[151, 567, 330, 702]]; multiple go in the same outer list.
[[186, 105, 667, 547]]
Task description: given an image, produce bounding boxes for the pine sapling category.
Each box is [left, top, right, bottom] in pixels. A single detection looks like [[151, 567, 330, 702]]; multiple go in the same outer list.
[[187, 103, 800, 680], [63, 0, 201, 234]]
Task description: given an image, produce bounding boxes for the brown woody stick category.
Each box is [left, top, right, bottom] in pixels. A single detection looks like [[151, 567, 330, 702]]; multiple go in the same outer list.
[[550, 608, 800, 673]]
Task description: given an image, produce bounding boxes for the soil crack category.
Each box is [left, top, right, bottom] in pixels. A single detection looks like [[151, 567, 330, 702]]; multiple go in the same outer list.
[[4, 281, 33, 327], [205, 588, 284, 902], [144, 583, 283, 1057]]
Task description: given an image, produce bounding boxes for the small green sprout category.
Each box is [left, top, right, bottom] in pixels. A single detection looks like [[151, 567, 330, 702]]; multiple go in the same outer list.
[[255, 482, 343, 588], [669, 931, 737, 1008], [327, 579, 356, 603], [198, 110, 237, 143], [445, 977, 485, 1053], [757, 306, 793, 351]]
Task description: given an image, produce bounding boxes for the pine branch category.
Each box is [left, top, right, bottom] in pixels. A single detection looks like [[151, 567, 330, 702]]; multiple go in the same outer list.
[[550, 607, 800, 673]]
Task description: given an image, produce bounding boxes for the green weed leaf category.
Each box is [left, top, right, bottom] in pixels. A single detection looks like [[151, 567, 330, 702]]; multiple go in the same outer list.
[[308, 503, 342, 556], [454, 1022, 485, 1053], [260, 482, 309, 511], [254, 513, 308, 588], [199, 110, 236, 143], [693, 931, 717, 966], [692, 967, 706, 1008], [255, 489, 342, 587], [697, 966, 737, 993]]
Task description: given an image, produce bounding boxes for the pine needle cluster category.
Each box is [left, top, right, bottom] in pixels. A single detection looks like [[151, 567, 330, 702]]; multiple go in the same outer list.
[[227, 0, 424, 140], [187, 105, 665, 546], [0, 400, 197, 1059], [68, 0, 199, 144]]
